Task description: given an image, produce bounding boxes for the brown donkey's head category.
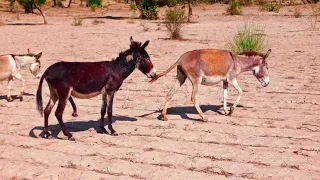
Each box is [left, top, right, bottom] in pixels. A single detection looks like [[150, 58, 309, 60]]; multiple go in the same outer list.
[[251, 49, 271, 87]]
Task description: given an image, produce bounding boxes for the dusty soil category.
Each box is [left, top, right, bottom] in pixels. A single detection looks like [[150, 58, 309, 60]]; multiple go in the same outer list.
[[0, 2, 320, 180]]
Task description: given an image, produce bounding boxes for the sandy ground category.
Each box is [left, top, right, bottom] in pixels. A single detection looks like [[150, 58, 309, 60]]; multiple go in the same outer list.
[[0, 2, 320, 180]]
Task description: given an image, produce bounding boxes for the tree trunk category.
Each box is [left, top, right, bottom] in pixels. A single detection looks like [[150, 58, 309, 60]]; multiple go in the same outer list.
[[52, 0, 57, 7], [24, 1, 34, 13], [187, 0, 192, 22], [35, 4, 48, 24]]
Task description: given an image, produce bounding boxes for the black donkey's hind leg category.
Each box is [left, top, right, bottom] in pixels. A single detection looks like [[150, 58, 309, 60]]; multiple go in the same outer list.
[[69, 97, 78, 117]]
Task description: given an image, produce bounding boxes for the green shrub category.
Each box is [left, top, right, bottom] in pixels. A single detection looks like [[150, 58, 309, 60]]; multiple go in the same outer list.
[[165, 7, 186, 39], [87, 0, 101, 7], [261, 3, 281, 12], [141, 0, 157, 20], [227, 1, 242, 15], [226, 23, 267, 54]]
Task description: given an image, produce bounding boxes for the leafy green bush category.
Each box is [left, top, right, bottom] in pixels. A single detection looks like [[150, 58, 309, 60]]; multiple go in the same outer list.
[[141, 0, 157, 20], [87, 0, 101, 7], [226, 23, 267, 54], [261, 3, 281, 12], [165, 7, 186, 39], [227, 1, 242, 15]]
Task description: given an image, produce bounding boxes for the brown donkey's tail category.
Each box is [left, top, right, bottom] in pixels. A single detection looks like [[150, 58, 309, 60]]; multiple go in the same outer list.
[[36, 71, 47, 116], [149, 61, 180, 83]]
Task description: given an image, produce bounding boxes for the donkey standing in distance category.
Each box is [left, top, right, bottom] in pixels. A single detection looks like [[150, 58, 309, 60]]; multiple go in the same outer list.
[[0, 49, 42, 102], [150, 49, 271, 121], [36, 37, 156, 140]]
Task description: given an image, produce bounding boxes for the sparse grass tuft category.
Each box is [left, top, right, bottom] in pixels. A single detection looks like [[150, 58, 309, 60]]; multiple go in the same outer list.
[[165, 7, 187, 40], [140, 20, 150, 31], [293, 6, 301, 18], [227, 1, 242, 15], [226, 22, 267, 54], [92, 19, 105, 25], [72, 17, 83, 26], [261, 3, 281, 12]]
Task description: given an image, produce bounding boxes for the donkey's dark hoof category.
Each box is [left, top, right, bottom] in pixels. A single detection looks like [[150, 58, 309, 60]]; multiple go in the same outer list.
[[100, 127, 109, 134], [228, 107, 235, 116], [68, 137, 76, 141], [72, 112, 78, 117], [111, 132, 118, 136], [43, 131, 52, 139], [19, 97, 23, 101], [7, 97, 13, 102]]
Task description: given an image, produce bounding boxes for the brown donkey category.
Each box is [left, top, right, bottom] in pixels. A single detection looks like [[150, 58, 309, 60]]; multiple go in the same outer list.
[[150, 49, 271, 121], [0, 49, 42, 101]]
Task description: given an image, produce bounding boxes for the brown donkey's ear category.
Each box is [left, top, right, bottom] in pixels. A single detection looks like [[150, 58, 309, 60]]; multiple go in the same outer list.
[[264, 49, 271, 59], [35, 52, 43, 59], [263, 49, 271, 63]]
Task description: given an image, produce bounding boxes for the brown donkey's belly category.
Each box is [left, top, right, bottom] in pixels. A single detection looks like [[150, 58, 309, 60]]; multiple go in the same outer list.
[[201, 75, 227, 86]]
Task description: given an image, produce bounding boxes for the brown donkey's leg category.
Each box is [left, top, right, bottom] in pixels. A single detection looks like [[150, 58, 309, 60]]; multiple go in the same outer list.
[[43, 90, 58, 138], [55, 89, 73, 140], [13, 72, 25, 101], [99, 92, 109, 134], [223, 81, 229, 115], [191, 80, 207, 121], [228, 78, 243, 116], [7, 77, 13, 102], [69, 97, 78, 117], [106, 91, 117, 136], [162, 67, 187, 121]]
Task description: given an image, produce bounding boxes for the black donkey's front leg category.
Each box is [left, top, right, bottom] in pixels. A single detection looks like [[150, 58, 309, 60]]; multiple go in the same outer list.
[[107, 91, 117, 136], [100, 93, 109, 134]]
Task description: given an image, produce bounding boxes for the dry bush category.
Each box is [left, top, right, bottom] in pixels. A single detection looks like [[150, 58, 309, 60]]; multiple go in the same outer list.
[[310, 5, 319, 30], [72, 17, 83, 26], [92, 19, 105, 25], [227, 1, 242, 15], [140, 20, 150, 31], [165, 7, 186, 39], [293, 6, 301, 18]]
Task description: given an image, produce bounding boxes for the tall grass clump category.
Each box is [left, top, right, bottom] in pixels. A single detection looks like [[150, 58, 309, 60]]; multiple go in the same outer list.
[[72, 17, 83, 26], [227, 0, 242, 15], [227, 23, 267, 54], [165, 7, 186, 39], [261, 3, 281, 12]]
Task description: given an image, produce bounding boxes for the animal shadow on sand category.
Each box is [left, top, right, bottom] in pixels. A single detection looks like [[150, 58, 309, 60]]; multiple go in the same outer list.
[[139, 103, 248, 121], [0, 92, 34, 101], [29, 116, 136, 139]]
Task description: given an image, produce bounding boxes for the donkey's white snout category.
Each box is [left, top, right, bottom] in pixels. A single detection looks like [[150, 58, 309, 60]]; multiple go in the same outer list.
[[147, 68, 156, 78], [36, 73, 42, 79]]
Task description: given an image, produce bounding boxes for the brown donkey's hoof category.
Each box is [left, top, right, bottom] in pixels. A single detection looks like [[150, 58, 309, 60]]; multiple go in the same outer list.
[[19, 97, 23, 101], [202, 117, 208, 122], [68, 137, 76, 141], [228, 107, 235, 116], [7, 97, 13, 102]]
